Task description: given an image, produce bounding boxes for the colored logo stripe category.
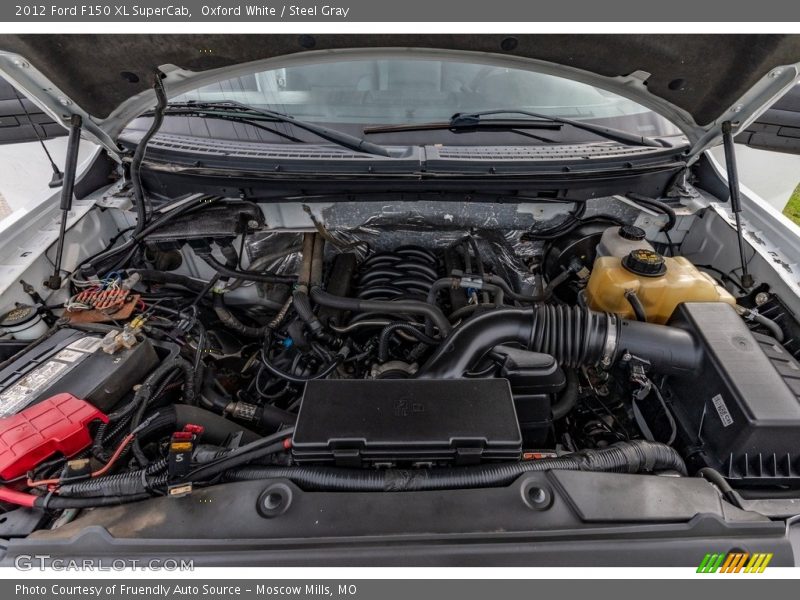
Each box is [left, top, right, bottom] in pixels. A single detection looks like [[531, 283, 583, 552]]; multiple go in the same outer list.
[[697, 552, 773, 573], [697, 553, 725, 573], [744, 553, 773, 573]]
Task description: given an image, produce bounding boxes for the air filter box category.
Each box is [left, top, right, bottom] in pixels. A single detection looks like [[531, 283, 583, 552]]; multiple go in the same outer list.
[[667, 303, 800, 484], [292, 379, 522, 466], [0, 327, 158, 416]]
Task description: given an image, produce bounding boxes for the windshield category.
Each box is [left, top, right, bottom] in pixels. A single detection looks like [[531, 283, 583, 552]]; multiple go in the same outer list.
[[172, 58, 682, 138]]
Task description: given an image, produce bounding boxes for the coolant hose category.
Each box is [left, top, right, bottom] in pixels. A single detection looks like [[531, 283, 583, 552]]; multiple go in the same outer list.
[[551, 369, 579, 421], [417, 306, 701, 379], [212, 293, 270, 338], [226, 440, 686, 491], [310, 286, 451, 335]]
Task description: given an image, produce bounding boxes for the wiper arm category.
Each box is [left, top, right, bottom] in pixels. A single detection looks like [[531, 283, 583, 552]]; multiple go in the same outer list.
[[364, 119, 562, 134], [163, 101, 392, 157], [450, 110, 663, 148], [364, 109, 663, 149]]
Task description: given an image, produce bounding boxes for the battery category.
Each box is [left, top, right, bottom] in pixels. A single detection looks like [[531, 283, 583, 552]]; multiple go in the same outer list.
[[292, 379, 522, 466], [0, 327, 158, 415]]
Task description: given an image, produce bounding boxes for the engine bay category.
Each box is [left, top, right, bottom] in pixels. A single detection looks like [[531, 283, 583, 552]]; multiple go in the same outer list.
[[1, 179, 800, 538]]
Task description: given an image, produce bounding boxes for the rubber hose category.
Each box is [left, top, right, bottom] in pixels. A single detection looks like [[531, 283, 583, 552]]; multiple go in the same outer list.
[[483, 274, 542, 303], [378, 322, 439, 363], [227, 440, 686, 492], [627, 193, 677, 232], [127, 269, 209, 293], [624, 289, 648, 322], [130, 72, 168, 238], [698, 467, 743, 508], [748, 311, 785, 342], [227, 245, 303, 291], [293, 289, 323, 336], [212, 294, 269, 338], [256, 403, 298, 431], [76, 74, 169, 274], [448, 303, 500, 323], [551, 369, 579, 421], [310, 286, 451, 335], [417, 306, 701, 379], [199, 253, 296, 285]]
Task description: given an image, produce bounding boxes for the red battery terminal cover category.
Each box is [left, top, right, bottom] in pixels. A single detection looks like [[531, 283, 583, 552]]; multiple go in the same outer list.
[[0, 393, 108, 480]]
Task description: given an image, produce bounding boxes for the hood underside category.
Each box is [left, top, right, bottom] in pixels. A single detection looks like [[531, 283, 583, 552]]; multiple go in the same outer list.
[[4, 34, 800, 122], [1, 34, 800, 157]]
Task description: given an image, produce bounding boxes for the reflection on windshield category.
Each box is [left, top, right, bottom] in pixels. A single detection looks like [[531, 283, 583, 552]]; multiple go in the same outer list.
[[172, 59, 681, 137]]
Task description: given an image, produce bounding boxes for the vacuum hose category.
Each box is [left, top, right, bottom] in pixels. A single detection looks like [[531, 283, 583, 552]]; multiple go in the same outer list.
[[227, 440, 686, 492], [310, 286, 451, 336], [417, 306, 701, 379]]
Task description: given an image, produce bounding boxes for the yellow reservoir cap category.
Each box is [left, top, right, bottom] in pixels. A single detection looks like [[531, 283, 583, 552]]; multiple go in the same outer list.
[[585, 255, 736, 324]]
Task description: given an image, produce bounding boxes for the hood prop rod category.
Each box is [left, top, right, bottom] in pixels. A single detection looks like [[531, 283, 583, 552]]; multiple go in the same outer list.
[[45, 114, 82, 291], [721, 121, 754, 289]]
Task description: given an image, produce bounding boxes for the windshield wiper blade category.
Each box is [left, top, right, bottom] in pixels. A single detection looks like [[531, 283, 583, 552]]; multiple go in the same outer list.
[[450, 110, 663, 148], [162, 101, 392, 157], [364, 109, 663, 149], [364, 119, 563, 134]]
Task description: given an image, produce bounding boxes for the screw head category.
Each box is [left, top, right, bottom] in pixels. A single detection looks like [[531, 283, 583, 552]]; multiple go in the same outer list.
[[754, 292, 770, 306]]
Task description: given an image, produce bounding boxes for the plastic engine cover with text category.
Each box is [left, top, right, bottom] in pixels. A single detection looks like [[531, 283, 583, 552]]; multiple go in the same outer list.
[[292, 379, 522, 466]]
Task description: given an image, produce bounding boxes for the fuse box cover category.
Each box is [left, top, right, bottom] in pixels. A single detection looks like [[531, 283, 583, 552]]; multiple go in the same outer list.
[[292, 379, 522, 466]]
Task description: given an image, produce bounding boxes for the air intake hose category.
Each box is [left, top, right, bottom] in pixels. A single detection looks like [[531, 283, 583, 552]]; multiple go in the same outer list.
[[416, 306, 700, 379]]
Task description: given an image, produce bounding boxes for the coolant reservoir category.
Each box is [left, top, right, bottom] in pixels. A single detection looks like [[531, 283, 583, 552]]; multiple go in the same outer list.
[[585, 249, 736, 324]]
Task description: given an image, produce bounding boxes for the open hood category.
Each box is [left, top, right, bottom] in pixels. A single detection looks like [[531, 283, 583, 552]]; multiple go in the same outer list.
[[1, 34, 800, 158]]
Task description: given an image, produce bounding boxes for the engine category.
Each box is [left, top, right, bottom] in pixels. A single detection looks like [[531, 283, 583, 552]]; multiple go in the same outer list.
[[1, 199, 798, 516]]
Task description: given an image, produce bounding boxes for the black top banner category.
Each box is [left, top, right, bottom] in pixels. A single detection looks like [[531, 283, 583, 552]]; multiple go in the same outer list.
[[4, 0, 800, 22]]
